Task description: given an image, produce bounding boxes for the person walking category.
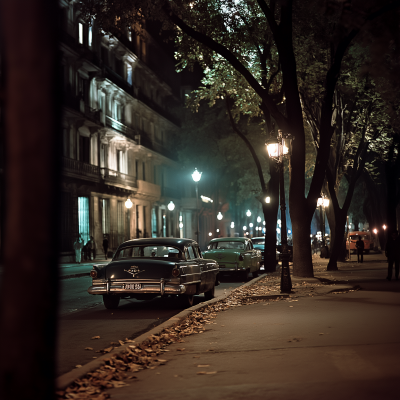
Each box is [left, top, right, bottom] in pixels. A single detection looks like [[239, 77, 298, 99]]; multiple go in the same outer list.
[[312, 236, 319, 255], [103, 234, 109, 260], [356, 236, 364, 263], [90, 236, 96, 260], [73, 235, 83, 263], [385, 230, 400, 281]]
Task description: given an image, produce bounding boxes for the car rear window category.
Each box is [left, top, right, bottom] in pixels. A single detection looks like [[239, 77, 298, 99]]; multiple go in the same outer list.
[[115, 245, 183, 260], [209, 241, 245, 250]]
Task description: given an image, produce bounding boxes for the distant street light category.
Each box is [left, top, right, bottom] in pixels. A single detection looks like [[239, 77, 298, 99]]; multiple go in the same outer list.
[[243, 226, 247, 231], [266, 129, 293, 293], [167, 201, 175, 211], [230, 222, 235, 229], [217, 212, 223, 220], [246, 210, 251, 217], [257, 216, 261, 223], [265, 196, 271, 203], [383, 224, 387, 230], [192, 168, 202, 243], [249, 223, 253, 228], [125, 198, 133, 209]]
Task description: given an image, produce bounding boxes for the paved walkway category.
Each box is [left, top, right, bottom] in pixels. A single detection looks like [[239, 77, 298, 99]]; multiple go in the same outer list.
[[56, 252, 400, 400]]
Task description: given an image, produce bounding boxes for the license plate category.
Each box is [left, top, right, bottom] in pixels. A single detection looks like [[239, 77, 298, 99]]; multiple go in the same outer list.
[[125, 283, 142, 290]]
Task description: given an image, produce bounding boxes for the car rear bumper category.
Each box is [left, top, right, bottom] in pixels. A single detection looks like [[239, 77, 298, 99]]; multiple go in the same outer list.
[[88, 279, 187, 296]]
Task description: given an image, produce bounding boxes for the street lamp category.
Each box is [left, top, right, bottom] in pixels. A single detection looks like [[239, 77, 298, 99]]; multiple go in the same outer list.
[[246, 210, 251, 217], [266, 129, 293, 293], [217, 212, 223, 220], [192, 168, 202, 243], [125, 198, 133, 209], [317, 194, 330, 258]]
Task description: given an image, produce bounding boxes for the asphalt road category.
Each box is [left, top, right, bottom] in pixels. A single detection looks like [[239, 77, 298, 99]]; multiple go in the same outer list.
[[57, 274, 254, 376]]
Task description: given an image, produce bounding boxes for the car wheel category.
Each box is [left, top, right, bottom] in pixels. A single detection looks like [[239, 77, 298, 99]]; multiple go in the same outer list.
[[204, 285, 215, 301], [103, 294, 120, 309], [180, 294, 194, 308], [239, 269, 250, 281]]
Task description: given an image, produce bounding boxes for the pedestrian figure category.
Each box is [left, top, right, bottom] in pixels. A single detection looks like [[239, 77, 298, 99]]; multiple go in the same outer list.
[[90, 236, 96, 260], [312, 236, 319, 255], [82, 242, 88, 261], [103, 234, 109, 260], [356, 236, 364, 263], [86, 238, 92, 261], [73, 235, 83, 264], [385, 230, 400, 281]]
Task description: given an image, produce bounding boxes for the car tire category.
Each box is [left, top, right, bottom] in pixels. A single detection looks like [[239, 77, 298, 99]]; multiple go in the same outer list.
[[240, 269, 250, 281], [204, 285, 215, 300], [180, 294, 194, 308], [103, 294, 120, 309]]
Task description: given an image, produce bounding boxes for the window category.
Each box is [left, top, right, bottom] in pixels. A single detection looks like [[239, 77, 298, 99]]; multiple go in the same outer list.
[[78, 23, 84, 44], [78, 197, 90, 244], [151, 208, 157, 238], [142, 162, 146, 181], [79, 135, 90, 164], [127, 65, 133, 85], [88, 25, 93, 47], [117, 201, 125, 246], [101, 46, 108, 65], [102, 199, 110, 235], [187, 246, 195, 260], [114, 101, 121, 121]]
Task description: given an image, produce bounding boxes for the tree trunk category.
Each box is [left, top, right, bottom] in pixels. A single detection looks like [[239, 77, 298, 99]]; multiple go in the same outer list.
[[0, 1, 60, 399], [327, 210, 347, 270]]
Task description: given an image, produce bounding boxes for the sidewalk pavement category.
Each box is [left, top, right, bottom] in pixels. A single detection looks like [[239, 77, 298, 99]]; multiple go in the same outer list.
[[59, 258, 109, 279], [56, 252, 400, 400]]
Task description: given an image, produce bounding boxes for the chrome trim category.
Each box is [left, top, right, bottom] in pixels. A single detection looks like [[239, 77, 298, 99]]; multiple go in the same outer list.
[[88, 281, 186, 295]]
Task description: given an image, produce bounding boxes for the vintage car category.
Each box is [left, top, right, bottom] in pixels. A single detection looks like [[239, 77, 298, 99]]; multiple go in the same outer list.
[[88, 238, 219, 309], [203, 237, 261, 279]]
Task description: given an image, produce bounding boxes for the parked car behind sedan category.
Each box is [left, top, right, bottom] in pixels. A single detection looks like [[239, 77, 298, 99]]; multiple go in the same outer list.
[[88, 238, 219, 309], [203, 237, 261, 280], [252, 237, 293, 267]]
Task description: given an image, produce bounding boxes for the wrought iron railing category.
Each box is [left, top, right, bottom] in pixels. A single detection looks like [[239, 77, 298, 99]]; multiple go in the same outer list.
[[62, 157, 100, 180], [100, 168, 137, 188]]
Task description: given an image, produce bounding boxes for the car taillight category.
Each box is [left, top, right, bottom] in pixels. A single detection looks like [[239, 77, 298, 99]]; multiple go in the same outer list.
[[238, 255, 244, 261], [172, 268, 180, 277], [90, 270, 97, 278]]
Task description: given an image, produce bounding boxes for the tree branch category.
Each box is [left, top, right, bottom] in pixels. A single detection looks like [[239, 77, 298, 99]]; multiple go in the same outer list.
[[225, 96, 267, 191], [163, 5, 288, 127]]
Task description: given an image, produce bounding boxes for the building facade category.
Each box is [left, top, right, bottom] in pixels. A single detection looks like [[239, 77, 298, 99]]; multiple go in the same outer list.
[[59, 1, 198, 261]]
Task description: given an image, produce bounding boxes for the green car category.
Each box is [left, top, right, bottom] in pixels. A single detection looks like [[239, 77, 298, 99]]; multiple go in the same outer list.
[[203, 237, 262, 280]]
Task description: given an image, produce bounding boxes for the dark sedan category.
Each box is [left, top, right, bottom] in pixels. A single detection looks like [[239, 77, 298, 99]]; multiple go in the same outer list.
[[88, 238, 219, 309]]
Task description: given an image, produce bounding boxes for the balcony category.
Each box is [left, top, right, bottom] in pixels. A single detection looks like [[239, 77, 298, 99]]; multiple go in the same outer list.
[[136, 180, 161, 201], [62, 157, 100, 182], [100, 168, 137, 190], [106, 116, 135, 140]]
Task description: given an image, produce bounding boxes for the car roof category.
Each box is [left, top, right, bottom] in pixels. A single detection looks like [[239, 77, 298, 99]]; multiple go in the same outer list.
[[208, 237, 248, 243], [117, 238, 198, 251]]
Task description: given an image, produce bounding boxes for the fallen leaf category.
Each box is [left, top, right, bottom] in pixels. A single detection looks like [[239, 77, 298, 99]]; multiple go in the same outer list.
[[75, 365, 82, 368], [91, 336, 101, 340], [85, 347, 93, 351], [176, 348, 185, 351], [197, 365, 210, 368]]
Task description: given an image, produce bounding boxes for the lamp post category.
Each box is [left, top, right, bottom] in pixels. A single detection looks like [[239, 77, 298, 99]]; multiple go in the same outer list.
[[266, 130, 293, 293], [167, 201, 175, 237], [192, 168, 202, 243], [317, 194, 330, 258]]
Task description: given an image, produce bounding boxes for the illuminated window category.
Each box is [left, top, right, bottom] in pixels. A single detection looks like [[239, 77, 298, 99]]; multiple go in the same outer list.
[[78, 197, 90, 244], [88, 26, 92, 47], [102, 199, 110, 235], [78, 23, 84, 44], [127, 65, 133, 85]]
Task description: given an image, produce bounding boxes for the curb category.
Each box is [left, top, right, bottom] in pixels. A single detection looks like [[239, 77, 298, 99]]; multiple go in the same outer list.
[[56, 273, 267, 390]]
